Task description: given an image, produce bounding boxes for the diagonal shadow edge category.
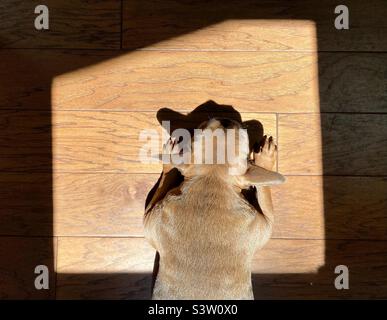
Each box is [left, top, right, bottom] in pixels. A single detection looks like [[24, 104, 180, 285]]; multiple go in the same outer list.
[[1, 0, 386, 299]]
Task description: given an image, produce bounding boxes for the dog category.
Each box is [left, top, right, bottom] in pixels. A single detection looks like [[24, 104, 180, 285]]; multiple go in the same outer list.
[[144, 117, 285, 299]]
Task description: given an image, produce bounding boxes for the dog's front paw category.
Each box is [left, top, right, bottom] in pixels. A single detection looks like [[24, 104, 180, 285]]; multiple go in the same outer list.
[[253, 135, 277, 171], [162, 136, 180, 173]]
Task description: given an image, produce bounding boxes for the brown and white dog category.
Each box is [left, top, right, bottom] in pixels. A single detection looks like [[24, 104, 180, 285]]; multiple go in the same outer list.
[[144, 118, 285, 299]]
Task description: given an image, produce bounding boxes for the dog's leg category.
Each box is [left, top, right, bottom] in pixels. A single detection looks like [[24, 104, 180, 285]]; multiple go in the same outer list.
[[145, 137, 182, 215], [252, 136, 277, 224], [145, 169, 181, 214]]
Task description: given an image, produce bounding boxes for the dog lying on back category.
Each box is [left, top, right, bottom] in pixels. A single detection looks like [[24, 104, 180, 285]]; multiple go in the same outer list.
[[144, 118, 285, 299]]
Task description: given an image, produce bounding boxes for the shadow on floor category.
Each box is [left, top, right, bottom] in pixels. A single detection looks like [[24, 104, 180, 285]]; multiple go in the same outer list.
[[0, 0, 386, 299]]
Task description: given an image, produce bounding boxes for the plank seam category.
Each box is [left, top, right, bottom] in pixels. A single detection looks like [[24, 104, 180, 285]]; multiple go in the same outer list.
[[276, 113, 279, 172], [120, 0, 123, 49], [54, 236, 58, 300], [1, 109, 386, 115], [1, 171, 386, 177], [3, 235, 387, 242], [1, 48, 387, 53]]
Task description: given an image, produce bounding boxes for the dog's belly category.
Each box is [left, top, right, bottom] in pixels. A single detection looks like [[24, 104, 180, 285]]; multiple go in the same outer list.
[[149, 186, 267, 300]]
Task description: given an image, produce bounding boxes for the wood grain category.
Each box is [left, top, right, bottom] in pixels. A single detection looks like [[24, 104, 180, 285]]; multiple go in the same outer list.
[[52, 174, 387, 240], [0, 237, 56, 299], [0, 173, 52, 236], [53, 173, 157, 237], [0, 0, 385, 300], [55, 237, 387, 299], [51, 111, 276, 173], [318, 53, 387, 113], [253, 239, 387, 299], [0, 0, 120, 49], [272, 176, 387, 240], [123, 0, 387, 51], [0, 110, 52, 172], [56, 237, 155, 299], [48, 51, 321, 113], [2, 50, 385, 113], [1, 0, 384, 51], [278, 114, 387, 175], [124, 2, 317, 51]]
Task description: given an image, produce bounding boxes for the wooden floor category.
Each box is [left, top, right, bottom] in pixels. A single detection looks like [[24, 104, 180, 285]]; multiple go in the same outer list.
[[0, 0, 386, 299]]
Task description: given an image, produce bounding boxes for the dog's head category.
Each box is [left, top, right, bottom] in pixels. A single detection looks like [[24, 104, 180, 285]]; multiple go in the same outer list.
[[194, 118, 249, 175], [168, 117, 285, 188]]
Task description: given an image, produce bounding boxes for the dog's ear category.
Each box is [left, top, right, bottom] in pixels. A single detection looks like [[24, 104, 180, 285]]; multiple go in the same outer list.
[[237, 163, 285, 188]]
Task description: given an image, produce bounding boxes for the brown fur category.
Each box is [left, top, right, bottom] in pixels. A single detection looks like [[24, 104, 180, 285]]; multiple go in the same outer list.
[[144, 119, 285, 299]]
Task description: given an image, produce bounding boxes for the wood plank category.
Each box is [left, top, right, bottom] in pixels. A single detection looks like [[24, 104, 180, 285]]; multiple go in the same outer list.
[[272, 176, 387, 240], [55, 237, 387, 299], [0, 0, 120, 49], [0, 49, 121, 110], [52, 111, 276, 173], [38, 51, 322, 113], [2, 50, 385, 113], [53, 173, 156, 237], [123, 0, 387, 51], [0, 110, 52, 173], [0, 110, 275, 173], [318, 53, 387, 113], [2, 50, 318, 112], [0, 174, 52, 236], [123, 1, 316, 51], [53, 111, 275, 173], [253, 239, 387, 299], [56, 237, 155, 299], [0, 237, 56, 299], [278, 114, 387, 175]]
